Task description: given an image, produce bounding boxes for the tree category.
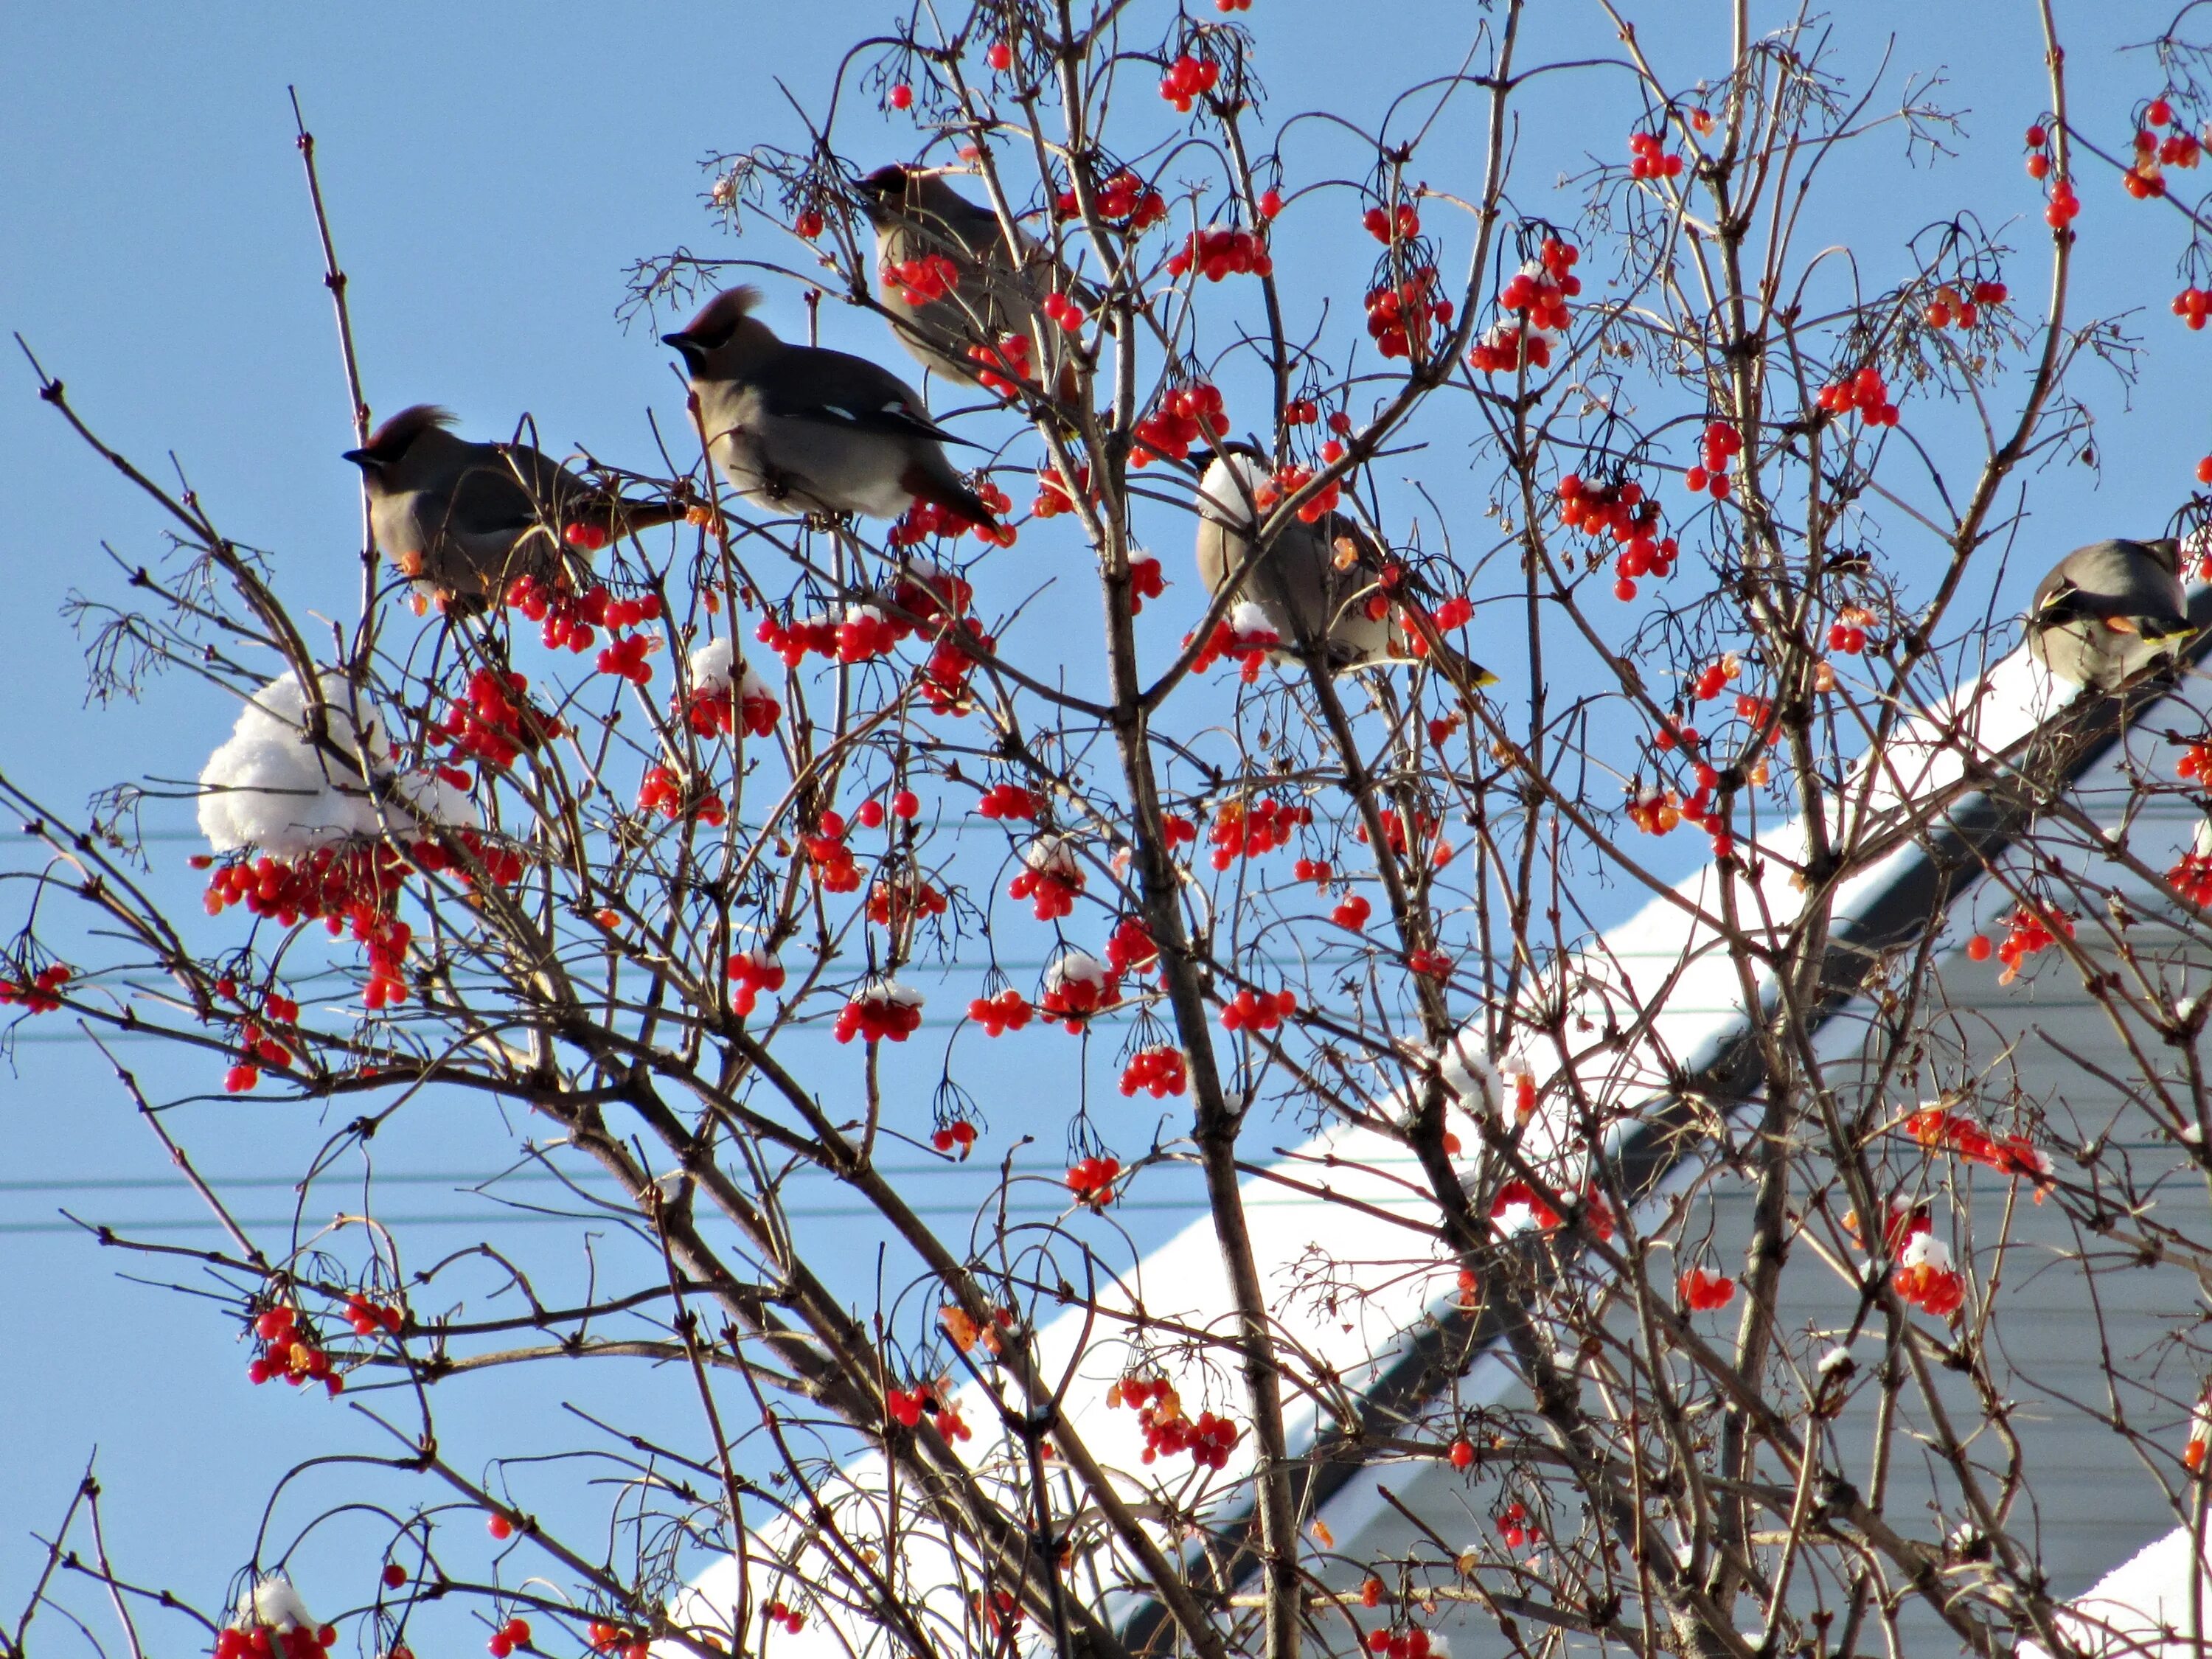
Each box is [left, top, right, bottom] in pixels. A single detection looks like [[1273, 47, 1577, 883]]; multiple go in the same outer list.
[[11, 5, 2212, 1659]]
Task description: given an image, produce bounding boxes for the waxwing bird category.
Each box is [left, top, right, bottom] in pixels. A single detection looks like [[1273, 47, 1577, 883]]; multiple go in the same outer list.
[[854, 164, 1088, 397], [1194, 449, 1496, 688], [662, 287, 996, 526], [344, 406, 683, 611], [2027, 537, 2195, 692]]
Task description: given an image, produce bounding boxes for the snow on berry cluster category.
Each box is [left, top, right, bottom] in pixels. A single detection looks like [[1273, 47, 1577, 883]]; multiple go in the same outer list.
[[680, 636, 780, 738], [220, 1576, 337, 1659], [1038, 948, 1121, 1030], [1009, 835, 1085, 919], [1552, 474, 1676, 603], [1903, 1105, 2053, 1189], [834, 977, 925, 1044], [725, 948, 787, 1016]]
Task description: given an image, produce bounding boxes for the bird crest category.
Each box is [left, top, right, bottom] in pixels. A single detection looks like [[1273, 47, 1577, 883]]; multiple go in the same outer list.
[[668, 287, 767, 352], [356, 405, 457, 462]]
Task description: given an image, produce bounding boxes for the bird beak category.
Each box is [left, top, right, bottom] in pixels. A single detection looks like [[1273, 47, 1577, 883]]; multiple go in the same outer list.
[[661, 332, 700, 366], [1188, 447, 1217, 472], [341, 448, 380, 470]]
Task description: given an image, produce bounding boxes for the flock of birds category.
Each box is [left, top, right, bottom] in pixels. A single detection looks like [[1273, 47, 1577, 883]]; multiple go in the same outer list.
[[336, 161, 2198, 698]]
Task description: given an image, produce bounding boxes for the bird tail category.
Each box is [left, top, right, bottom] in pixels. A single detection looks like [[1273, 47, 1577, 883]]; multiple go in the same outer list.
[[1390, 607, 1498, 693], [902, 463, 998, 529]]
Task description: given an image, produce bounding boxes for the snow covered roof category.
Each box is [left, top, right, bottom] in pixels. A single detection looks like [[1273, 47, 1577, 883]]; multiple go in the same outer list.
[[682, 586, 2212, 1655]]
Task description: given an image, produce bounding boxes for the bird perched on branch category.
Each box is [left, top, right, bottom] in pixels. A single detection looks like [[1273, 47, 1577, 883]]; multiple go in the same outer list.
[[344, 406, 681, 611], [855, 164, 1089, 398], [1193, 448, 1496, 689], [663, 286, 996, 526], [2026, 537, 2196, 692]]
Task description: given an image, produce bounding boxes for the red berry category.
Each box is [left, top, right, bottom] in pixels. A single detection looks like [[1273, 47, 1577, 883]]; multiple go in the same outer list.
[[891, 789, 920, 818], [889, 83, 914, 110], [857, 799, 886, 829], [383, 1564, 406, 1589], [1966, 933, 1994, 961], [1447, 1439, 1475, 1470], [987, 41, 1012, 71], [487, 1514, 513, 1540]]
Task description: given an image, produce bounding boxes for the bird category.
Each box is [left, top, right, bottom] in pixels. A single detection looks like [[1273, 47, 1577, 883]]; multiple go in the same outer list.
[[854, 164, 1085, 397], [1192, 448, 1496, 688], [662, 288, 998, 528], [344, 406, 682, 611], [2026, 537, 2196, 692]]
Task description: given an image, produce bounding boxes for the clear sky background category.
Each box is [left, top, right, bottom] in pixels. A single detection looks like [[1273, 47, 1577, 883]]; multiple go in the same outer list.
[[4, 0, 2206, 1646]]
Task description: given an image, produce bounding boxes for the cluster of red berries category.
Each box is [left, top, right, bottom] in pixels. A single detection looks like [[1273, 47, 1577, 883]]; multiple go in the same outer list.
[[505, 577, 658, 654], [931, 1119, 979, 1156], [835, 605, 900, 664], [2177, 287, 2212, 332], [1679, 1267, 1736, 1310], [885, 253, 960, 306], [1106, 915, 1160, 977], [216, 1623, 337, 1659], [1054, 169, 1168, 229], [1367, 267, 1453, 361], [919, 616, 994, 714], [1553, 474, 1673, 601], [1489, 1179, 1615, 1241], [1038, 953, 1121, 1030], [975, 782, 1042, 820], [1124, 554, 1167, 613], [485, 1615, 533, 1657], [1065, 1155, 1121, 1207], [967, 330, 1033, 400], [0, 963, 69, 1013], [834, 982, 924, 1043], [2170, 851, 2212, 908], [636, 765, 727, 828], [342, 1291, 403, 1338], [1496, 1500, 1541, 1550], [1131, 383, 1230, 466], [2124, 105, 2191, 198], [724, 949, 787, 1017], [1466, 317, 1552, 375], [967, 987, 1033, 1035], [1983, 902, 2073, 984], [1158, 52, 1220, 111], [760, 1603, 806, 1638], [802, 811, 860, 893], [1627, 130, 1685, 178], [1220, 985, 1296, 1032], [1167, 226, 1272, 281], [1250, 459, 1346, 524], [1364, 1626, 1440, 1659], [2180, 740, 2212, 783], [1010, 837, 1085, 919], [1684, 419, 1742, 498], [435, 667, 560, 771], [886, 1379, 970, 1440], [1290, 855, 1334, 886], [1361, 203, 1422, 243], [1332, 892, 1373, 928], [246, 1304, 341, 1395], [1119, 1044, 1188, 1098], [1689, 654, 1742, 703], [1186, 611, 1282, 682], [595, 633, 653, 686], [1904, 1107, 2053, 1188], [1405, 948, 1453, 978], [1207, 798, 1309, 867], [1107, 1374, 1239, 1468], [854, 790, 924, 828], [895, 480, 1015, 546], [754, 611, 840, 668], [681, 679, 780, 740], [1356, 807, 1438, 859], [1040, 290, 1087, 334], [1924, 280, 2008, 329], [1893, 1225, 1965, 1317], [1817, 365, 1900, 426], [1503, 237, 1579, 325], [866, 872, 947, 931], [1032, 461, 1094, 518], [1827, 611, 1871, 655], [585, 1621, 652, 1659]]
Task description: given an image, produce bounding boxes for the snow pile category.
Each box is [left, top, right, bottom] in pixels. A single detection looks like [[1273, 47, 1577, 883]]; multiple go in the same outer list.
[[1043, 947, 1110, 993], [688, 636, 735, 692], [232, 1573, 316, 1632], [197, 670, 471, 858], [2021, 1527, 2212, 1659]]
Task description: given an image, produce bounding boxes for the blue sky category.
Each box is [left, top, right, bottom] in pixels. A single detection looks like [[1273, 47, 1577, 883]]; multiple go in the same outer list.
[[4, 0, 2206, 1641]]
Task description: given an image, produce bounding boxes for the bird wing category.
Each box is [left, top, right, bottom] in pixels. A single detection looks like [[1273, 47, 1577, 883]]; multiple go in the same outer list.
[[759, 351, 981, 448]]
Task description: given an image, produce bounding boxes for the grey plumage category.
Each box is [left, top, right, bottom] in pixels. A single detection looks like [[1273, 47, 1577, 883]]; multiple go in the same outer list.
[[2026, 537, 2194, 692], [662, 287, 995, 526], [855, 164, 1083, 397], [1193, 451, 1496, 687], [343, 407, 678, 610]]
